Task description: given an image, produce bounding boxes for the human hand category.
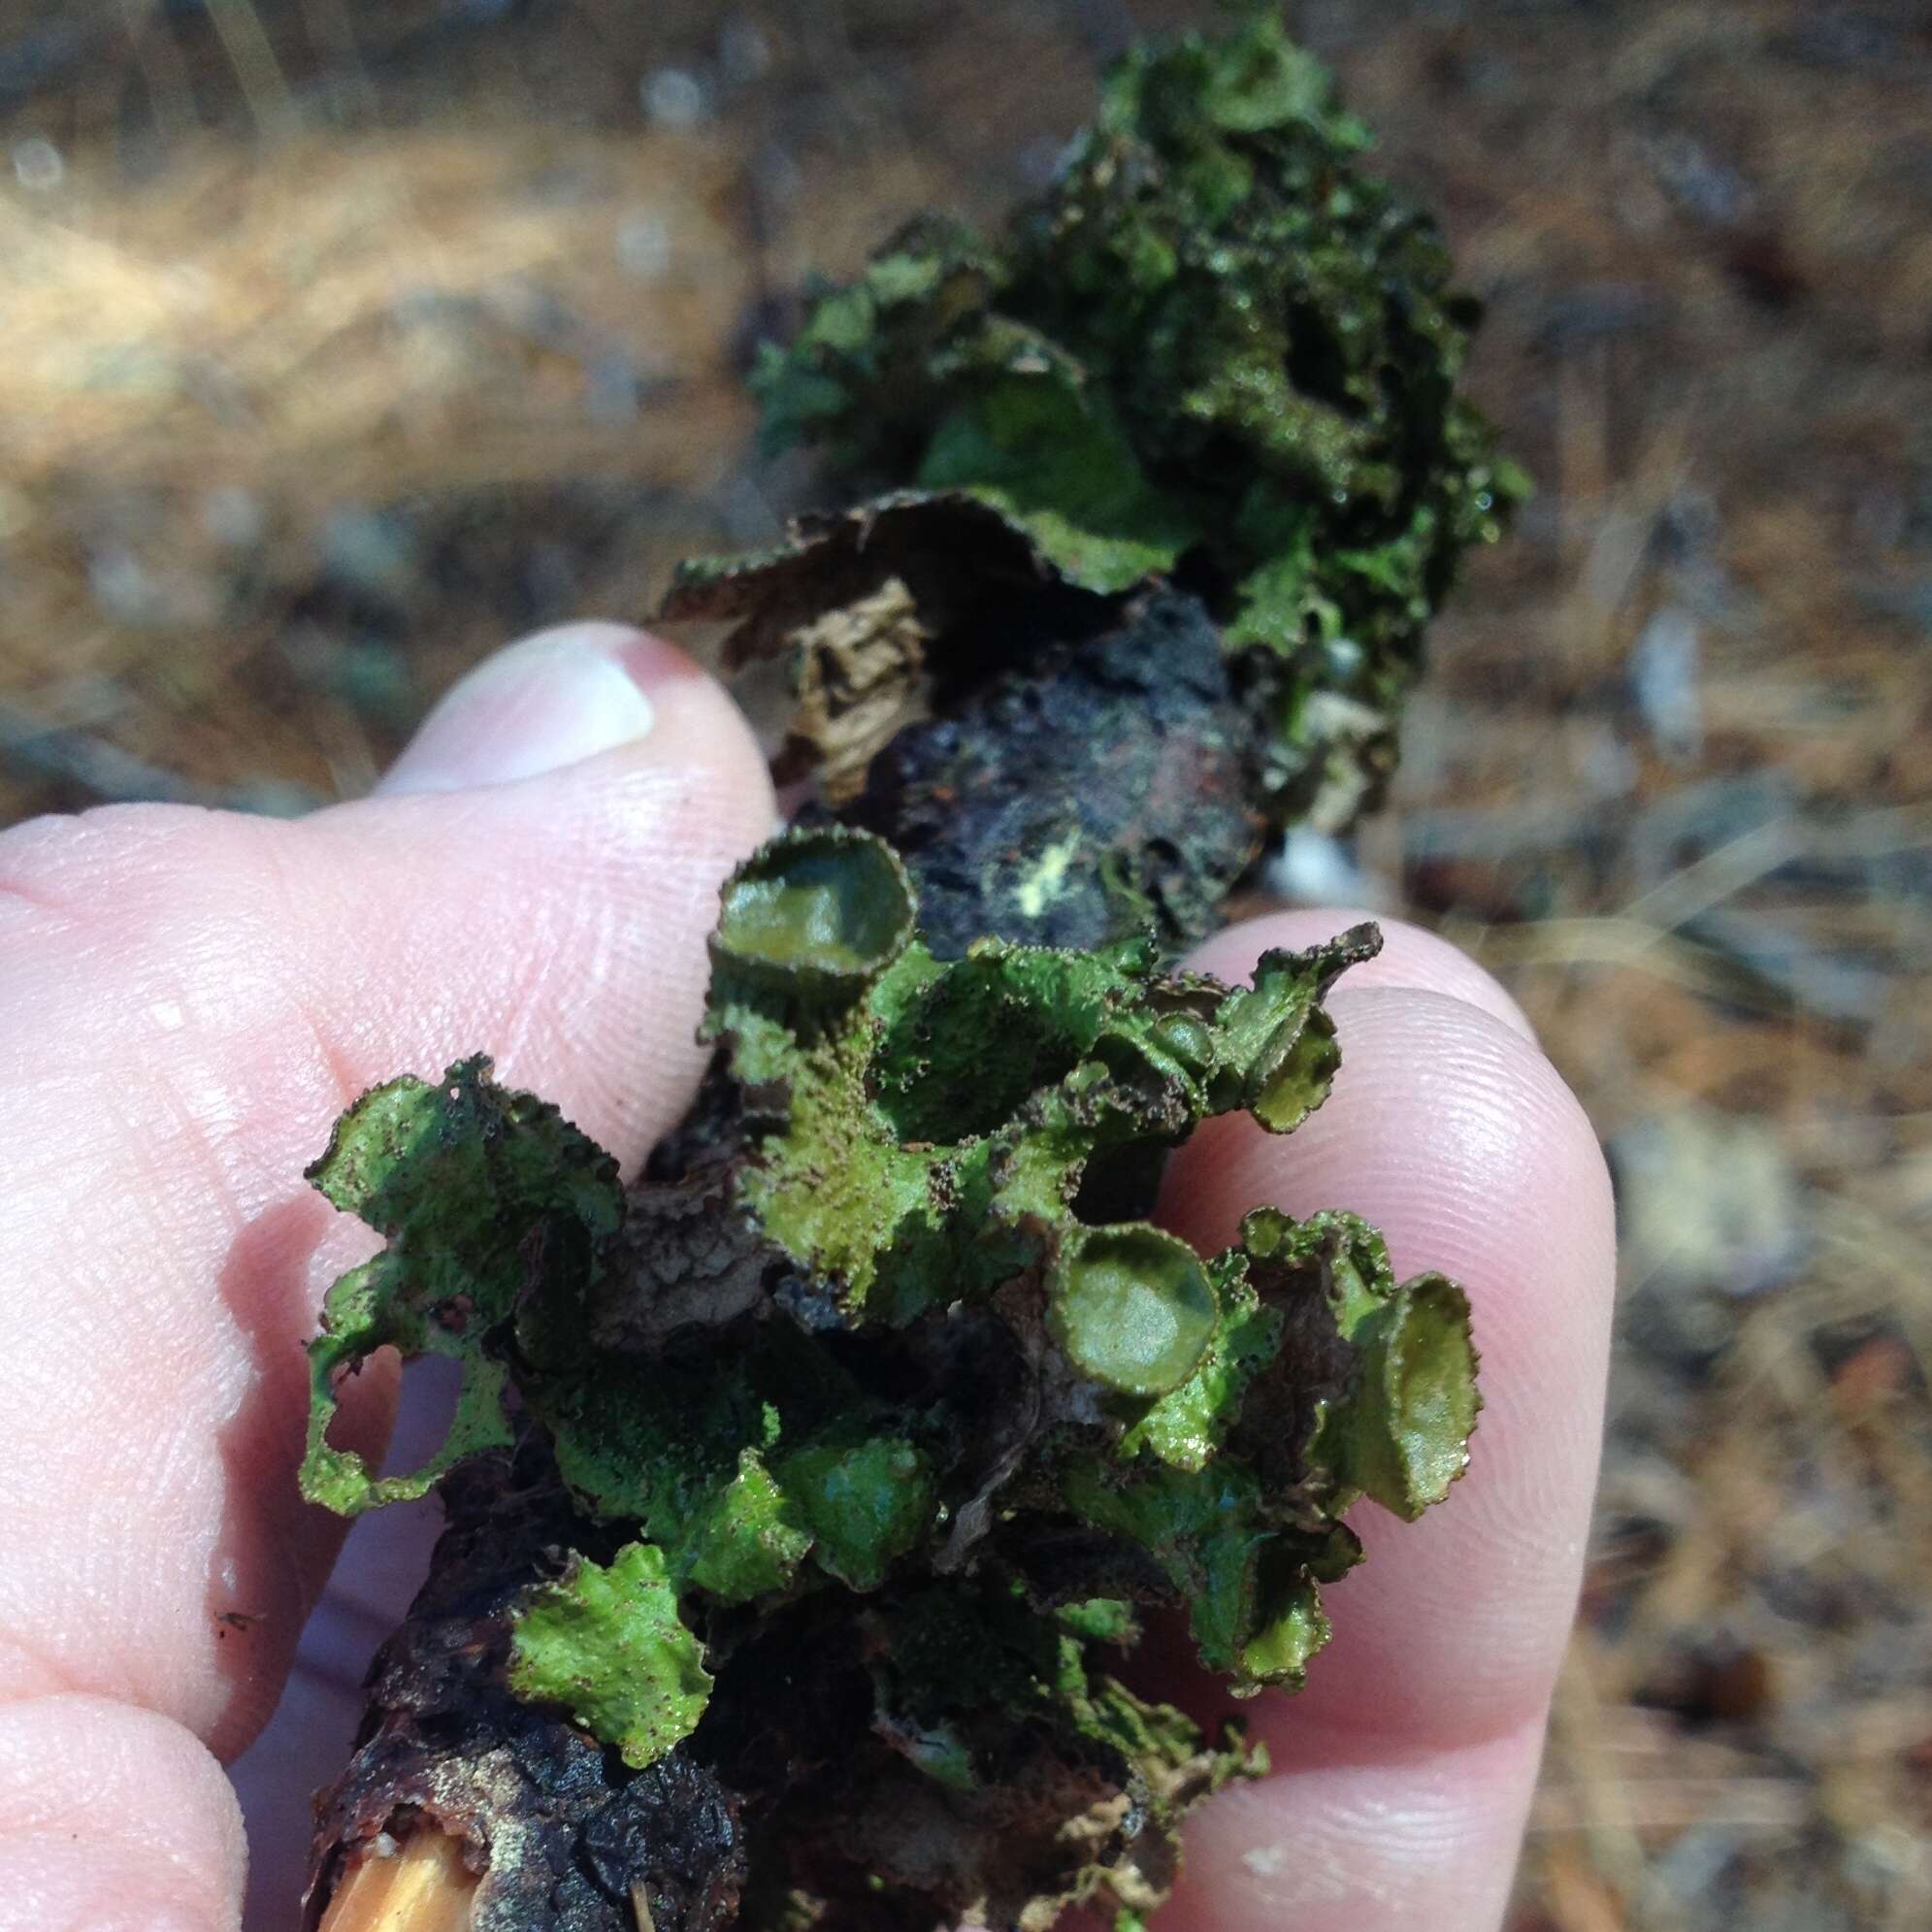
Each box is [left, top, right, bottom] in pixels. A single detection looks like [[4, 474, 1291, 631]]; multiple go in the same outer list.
[[0, 627, 1612, 1931]]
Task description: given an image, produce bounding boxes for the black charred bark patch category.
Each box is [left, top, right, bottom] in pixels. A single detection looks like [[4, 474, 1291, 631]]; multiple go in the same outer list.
[[835, 591, 1263, 957], [305, 1438, 747, 1932]]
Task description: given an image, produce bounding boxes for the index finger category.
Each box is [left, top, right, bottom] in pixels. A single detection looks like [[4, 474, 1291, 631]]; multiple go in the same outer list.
[[1150, 911, 1615, 1930]]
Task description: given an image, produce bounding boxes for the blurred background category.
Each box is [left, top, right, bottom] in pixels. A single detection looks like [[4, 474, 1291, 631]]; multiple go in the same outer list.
[[0, 1, 1926, 1925]]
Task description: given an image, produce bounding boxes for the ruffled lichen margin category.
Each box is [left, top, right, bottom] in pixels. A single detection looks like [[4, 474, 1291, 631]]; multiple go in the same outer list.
[[299, 10, 1500, 1929]]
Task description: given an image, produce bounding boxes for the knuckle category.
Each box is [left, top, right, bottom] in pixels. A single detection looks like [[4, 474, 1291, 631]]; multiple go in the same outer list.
[[0, 802, 219, 933]]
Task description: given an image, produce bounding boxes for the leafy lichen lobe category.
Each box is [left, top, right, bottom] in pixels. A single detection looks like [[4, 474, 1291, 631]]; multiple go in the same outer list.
[[508, 1541, 713, 1772], [746, 4, 1526, 833]]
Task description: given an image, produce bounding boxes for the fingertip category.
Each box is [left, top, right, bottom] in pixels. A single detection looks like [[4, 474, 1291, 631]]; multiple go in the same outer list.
[[1172, 1723, 1542, 1932], [297, 628, 774, 1163], [0, 1696, 244, 1931], [376, 623, 707, 797], [1160, 984, 1604, 1281]]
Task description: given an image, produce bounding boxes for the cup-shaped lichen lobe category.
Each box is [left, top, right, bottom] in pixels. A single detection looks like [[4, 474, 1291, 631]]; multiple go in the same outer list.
[[1366, 1271, 1481, 1517], [713, 828, 916, 995], [1234, 995, 1338, 1133], [1048, 1223, 1220, 1397]]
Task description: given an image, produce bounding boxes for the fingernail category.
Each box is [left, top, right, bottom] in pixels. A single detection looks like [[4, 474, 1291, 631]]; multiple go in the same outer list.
[[377, 624, 690, 796]]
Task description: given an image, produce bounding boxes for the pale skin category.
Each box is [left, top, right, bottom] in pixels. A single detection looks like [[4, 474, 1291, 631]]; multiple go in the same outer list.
[[0, 624, 1613, 1932]]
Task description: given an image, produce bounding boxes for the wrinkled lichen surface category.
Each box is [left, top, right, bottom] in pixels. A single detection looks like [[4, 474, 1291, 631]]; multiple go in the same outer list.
[[737, 4, 1524, 833], [301, 827, 1479, 1926], [301, 11, 1496, 1928]]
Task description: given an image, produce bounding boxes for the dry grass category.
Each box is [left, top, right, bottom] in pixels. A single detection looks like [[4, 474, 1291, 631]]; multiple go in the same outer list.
[[1, 4, 1926, 1928]]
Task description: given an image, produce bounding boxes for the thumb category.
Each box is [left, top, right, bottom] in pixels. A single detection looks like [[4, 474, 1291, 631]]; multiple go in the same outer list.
[[0, 621, 773, 1782], [306, 619, 777, 1163]]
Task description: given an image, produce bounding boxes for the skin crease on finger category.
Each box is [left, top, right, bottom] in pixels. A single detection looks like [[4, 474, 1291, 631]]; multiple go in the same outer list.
[[0, 1693, 245, 1927], [0, 641, 775, 1930]]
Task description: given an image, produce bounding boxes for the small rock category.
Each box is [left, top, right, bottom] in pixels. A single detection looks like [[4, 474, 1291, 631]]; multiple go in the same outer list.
[[641, 67, 708, 131], [1611, 1105, 1806, 1304], [87, 546, 165, 626], [616, 211, 672, 281], [12, 136, 64, 192], [200, 485, 266, 550], [1629, 605, 1703, 761], [1265, 827, 1380, 908], [718, 18, 771, 87], [322, 507, 417, 604]]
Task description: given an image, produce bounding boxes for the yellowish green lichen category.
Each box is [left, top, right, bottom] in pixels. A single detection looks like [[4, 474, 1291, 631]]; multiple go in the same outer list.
[[301, 829, 1480, 1732], [298, 11, 1498, 1921], [507, 1541, 713, 1771]]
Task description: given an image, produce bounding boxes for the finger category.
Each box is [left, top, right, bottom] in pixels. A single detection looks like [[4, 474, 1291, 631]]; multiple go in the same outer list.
[[1173, 1730, 1542, 1931], [1151, 911, 1614, 1931], [0, 1694, 245, 1931], [0, 624, 774, 1781]]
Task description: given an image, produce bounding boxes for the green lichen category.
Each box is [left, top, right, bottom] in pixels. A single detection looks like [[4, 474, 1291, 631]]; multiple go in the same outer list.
[[1050, 1226, 1220, 1399], [698, 828, 1391, 1350], [301, 830, 1479, 1755], [301, 1055, 621, 1513], [680, 1450, 816, 1603], [715, 826, 917, 990], [775, 1437, 934, 1592], [300, 11, 1497, 1923], [745, 2, 1527, 830], [507, 1541, 713, 1771]]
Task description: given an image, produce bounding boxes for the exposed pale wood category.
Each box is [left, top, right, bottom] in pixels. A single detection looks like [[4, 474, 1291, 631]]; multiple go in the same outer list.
[[317, 1833, 478, 1932]]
